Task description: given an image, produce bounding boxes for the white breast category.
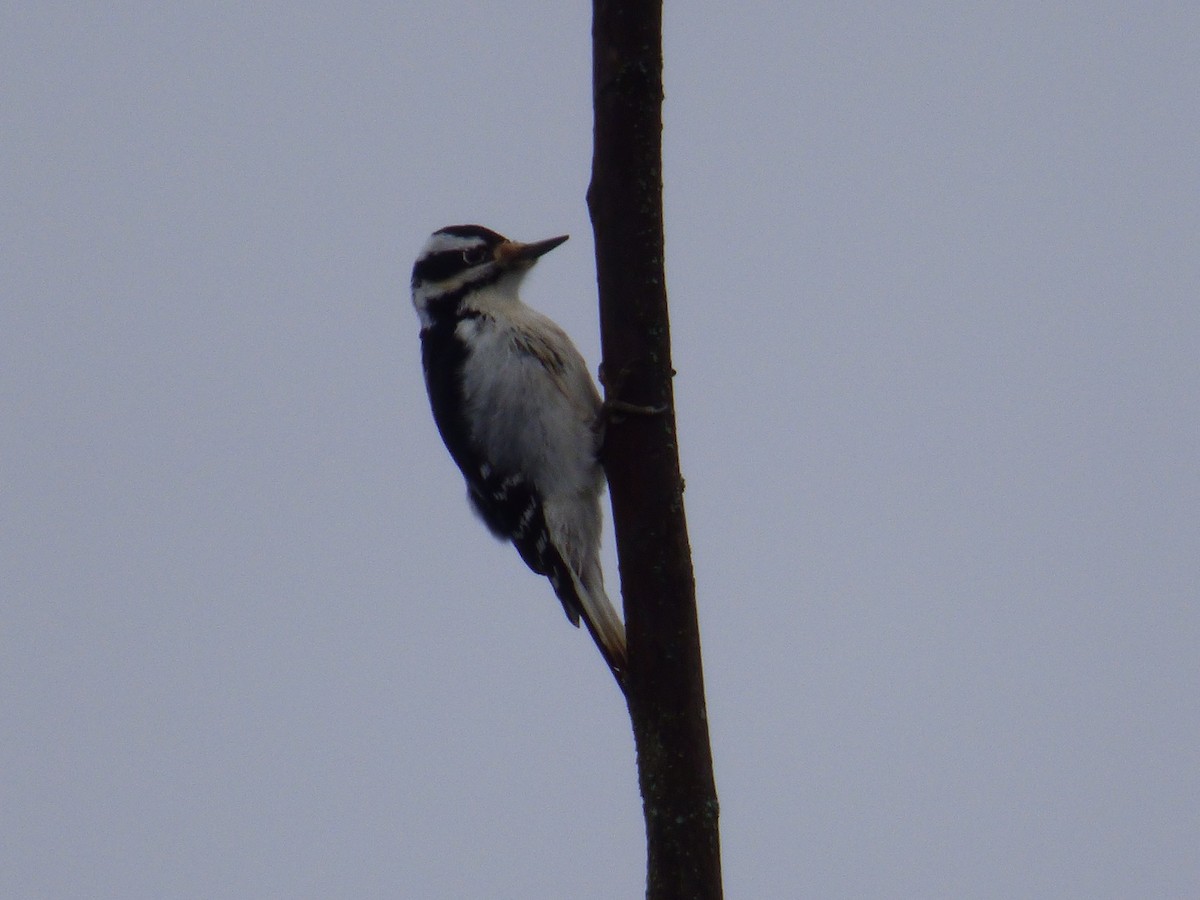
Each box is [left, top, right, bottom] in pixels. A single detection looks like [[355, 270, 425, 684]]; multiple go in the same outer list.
[[456, 307, 602, 501]]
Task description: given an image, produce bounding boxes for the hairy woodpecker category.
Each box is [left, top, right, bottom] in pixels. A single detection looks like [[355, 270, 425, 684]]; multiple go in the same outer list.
[[410, 224, 627, 684]]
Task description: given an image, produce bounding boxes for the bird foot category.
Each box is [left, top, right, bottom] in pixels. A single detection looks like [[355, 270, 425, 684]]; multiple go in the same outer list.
[[597, 362, 670, 421], [604, 398, 669, 418]]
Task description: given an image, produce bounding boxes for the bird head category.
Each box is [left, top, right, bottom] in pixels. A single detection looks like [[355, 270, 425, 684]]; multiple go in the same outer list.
[[411, 224, 568, 325]]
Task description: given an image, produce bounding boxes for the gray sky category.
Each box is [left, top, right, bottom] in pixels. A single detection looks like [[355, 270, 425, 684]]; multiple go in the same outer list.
[[4, 3, 1197, 898]]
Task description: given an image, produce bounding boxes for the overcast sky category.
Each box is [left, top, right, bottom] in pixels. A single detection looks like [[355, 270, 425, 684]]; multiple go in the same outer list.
[[3, 3, 1198, 898]]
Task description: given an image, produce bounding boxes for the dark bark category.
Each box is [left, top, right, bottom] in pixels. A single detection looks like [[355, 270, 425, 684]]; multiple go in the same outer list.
[[587, 2, 723, 897]]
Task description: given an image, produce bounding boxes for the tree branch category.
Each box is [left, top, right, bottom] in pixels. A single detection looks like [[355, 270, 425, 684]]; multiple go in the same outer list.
[[587, 2, 723, 897]]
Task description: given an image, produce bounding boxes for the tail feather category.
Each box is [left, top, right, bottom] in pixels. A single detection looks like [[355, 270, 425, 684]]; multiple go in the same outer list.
[[548, 561, 627, 691], [570, 570, 627, 686], [515, 493, 626, 691]]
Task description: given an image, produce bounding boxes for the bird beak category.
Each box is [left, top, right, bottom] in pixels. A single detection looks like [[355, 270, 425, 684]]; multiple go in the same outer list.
[[495, 234, 569, 268]]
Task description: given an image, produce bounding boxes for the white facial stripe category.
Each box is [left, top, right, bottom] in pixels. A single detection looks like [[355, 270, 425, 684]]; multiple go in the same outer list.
[[420, 232, 487, 256]]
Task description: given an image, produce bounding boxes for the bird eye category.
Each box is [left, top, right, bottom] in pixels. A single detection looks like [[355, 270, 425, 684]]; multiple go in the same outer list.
[[462, 247, 487, 265]]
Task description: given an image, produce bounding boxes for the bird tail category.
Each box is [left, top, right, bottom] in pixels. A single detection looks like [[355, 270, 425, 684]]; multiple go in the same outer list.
[[544, 553, 626, 692], [537, 496, 627, 691], [568, 565, 627, 690]]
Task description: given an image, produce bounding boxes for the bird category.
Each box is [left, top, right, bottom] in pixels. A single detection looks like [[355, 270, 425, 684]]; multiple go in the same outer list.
[[410, 224, 627, 686]]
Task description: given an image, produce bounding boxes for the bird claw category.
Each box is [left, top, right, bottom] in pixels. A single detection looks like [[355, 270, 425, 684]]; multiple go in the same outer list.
[[598, 362, 669, 420], [604, 398, 669, 418]]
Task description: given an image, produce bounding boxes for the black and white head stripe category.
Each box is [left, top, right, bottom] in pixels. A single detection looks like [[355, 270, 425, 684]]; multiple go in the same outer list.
[[411, 223, 569, 330], [411, 225, 507, 288], [436, 224, 507, 243]]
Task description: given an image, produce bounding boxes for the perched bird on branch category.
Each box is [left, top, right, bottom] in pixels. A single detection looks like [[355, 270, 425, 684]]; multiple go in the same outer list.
[[410, 224, 626, 686]]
